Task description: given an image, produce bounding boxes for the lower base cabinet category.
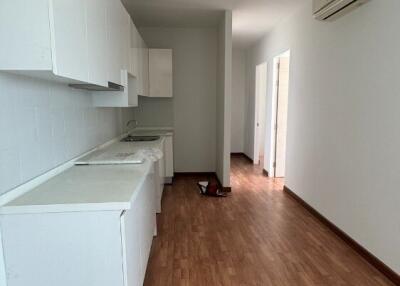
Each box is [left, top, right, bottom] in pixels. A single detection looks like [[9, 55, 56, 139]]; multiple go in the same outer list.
[[121, 169, 156, 286], [0, 165, 157, 286]]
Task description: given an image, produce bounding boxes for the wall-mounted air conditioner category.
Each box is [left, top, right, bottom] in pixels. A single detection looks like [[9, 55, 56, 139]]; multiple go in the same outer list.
[[313, 0, 368, 21]]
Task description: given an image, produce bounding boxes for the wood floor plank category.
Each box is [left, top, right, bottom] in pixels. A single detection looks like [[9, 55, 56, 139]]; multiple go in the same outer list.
[[144, 156, 395, 286]]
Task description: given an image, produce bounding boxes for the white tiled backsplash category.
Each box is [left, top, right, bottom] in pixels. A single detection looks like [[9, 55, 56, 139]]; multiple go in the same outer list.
[[0, 72, 132, 195]]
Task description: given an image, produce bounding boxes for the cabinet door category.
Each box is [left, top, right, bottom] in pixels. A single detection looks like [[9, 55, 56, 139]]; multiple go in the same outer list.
[[121, 209, 141, 286], [1, 211, 124, 286], [0, 0, 53, 70], [143, 46, 149, 97], [106, 0, 124, 85], [51, 0, 89, 82], [164, 136, 174, 177], [86, 0, 108, 87], [149, 49, 173, 97], [129, 21, 139, 77], [122, 9, 131, 73], [136, 35, 144, 96], [121, 171, 155, 286]]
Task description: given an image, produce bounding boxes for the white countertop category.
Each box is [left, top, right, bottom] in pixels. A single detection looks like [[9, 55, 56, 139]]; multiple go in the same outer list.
[[0, 135, 169, 215], [75, 137, 164, 165], [0, 162, 152, 215]]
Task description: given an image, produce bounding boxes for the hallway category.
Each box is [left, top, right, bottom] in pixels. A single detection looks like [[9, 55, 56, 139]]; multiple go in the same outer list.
[[144, 155, 394, 286]]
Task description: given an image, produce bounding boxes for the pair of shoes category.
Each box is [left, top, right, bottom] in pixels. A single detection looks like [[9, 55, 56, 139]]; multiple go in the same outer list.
[[197, 181, 227, 197]]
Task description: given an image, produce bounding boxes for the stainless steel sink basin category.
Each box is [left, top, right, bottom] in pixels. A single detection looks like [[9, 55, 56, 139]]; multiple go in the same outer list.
[[121, 135, 160, 142]]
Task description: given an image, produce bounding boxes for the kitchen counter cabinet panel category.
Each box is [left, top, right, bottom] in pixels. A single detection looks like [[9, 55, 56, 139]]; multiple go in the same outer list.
[[1, 211, 125, 286], [0, 162, 153, 214], [0, 163, 156, 286]]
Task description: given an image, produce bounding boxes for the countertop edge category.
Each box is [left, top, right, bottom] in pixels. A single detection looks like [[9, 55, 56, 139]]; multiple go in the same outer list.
[[0, 201, 132, 215]]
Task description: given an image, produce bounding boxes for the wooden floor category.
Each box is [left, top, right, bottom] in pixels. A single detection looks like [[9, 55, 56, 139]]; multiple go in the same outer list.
[[144, 155, 394, 286]]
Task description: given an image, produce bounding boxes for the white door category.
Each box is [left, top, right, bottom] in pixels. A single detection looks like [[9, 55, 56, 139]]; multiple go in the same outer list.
[[274, 56, 290, 177]]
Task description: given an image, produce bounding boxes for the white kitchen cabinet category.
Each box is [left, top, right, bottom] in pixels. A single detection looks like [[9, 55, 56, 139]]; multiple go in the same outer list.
[[164, 135, 174, 179], [93, 15, 152, 107], [154, 140, 166, 213], [92, 70, 138, 107], [93, 13, 141, 107], [0, 0, 89, 83], [122, 11, 132, 74], [51, 0, 89, 83], [129, 20, 141, 77], [0, 165, 157, 286], [143, 44, 150, 97], [0, 0, 133, 89], [105, 0, 129, 86], [121, 168, 156, 286], [86, 0, 108, 86], [0, 0, 53, 71], [136, 34, 149, 97], [149, 49, 173, 98]]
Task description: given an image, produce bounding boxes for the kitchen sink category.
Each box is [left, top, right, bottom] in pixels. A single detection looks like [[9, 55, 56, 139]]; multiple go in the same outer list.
[[121, 135, 160, 142]]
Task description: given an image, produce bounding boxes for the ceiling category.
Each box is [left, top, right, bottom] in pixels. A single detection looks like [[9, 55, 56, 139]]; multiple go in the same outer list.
[[122, 0, 306, 48]]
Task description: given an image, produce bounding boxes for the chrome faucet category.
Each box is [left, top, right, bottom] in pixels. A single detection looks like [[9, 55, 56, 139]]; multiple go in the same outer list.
[[126, 119, 138, 131]]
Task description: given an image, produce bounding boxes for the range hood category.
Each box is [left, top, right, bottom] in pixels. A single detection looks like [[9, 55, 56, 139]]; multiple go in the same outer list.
[[69, 81, 124, 92]]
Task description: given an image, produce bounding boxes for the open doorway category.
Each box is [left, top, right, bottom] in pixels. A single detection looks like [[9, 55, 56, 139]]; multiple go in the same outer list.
[[253, 62, 267, 165], [271, 51, 290, 177]]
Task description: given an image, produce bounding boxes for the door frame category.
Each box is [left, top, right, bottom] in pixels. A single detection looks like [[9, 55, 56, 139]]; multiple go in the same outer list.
[[270, 50, 290, 177], [253, 62, 267, 165]]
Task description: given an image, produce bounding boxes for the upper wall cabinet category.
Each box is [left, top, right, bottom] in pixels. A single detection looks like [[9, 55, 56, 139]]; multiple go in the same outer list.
[[149, 49, 173, 98], [92, 70, 138, 107], [0, 0, 89, 84], [86, 0, 108, 87], [105, 0, 130, 86], [0, 0, 53, 71], [93, 16, 145, 107], [0, 0, 133, 89], [51, 0, 89, 83], [135, 34, 149, 97]]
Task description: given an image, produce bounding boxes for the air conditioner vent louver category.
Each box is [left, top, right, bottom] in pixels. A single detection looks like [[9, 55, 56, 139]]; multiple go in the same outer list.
[[313, 0, 368, 21]]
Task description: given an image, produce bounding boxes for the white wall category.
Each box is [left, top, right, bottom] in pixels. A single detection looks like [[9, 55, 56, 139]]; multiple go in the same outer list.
[[245, 0, 400, 273], [0, 72, 134, 285], [0, 72, 132, 196], [138, 27, 218, 172], [216, 11, 232, 187], [231, 49, 246, 153], [133, 96, 173, 127]]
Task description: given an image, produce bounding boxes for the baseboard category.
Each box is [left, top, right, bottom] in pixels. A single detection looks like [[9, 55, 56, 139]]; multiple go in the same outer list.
[[283, 186, 400, 285], [231, 152, 253, 163], [164, 177, 173, 185], [174, 172, 216, 177], [174, 172, 232, 192]]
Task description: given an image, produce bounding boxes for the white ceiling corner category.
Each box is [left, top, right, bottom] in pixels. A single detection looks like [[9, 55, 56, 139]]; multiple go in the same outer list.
[[122, 0, 307, 48]]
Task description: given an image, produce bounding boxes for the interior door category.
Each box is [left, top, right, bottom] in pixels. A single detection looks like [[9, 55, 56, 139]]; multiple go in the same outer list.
[[274, 57, 290, 177]]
